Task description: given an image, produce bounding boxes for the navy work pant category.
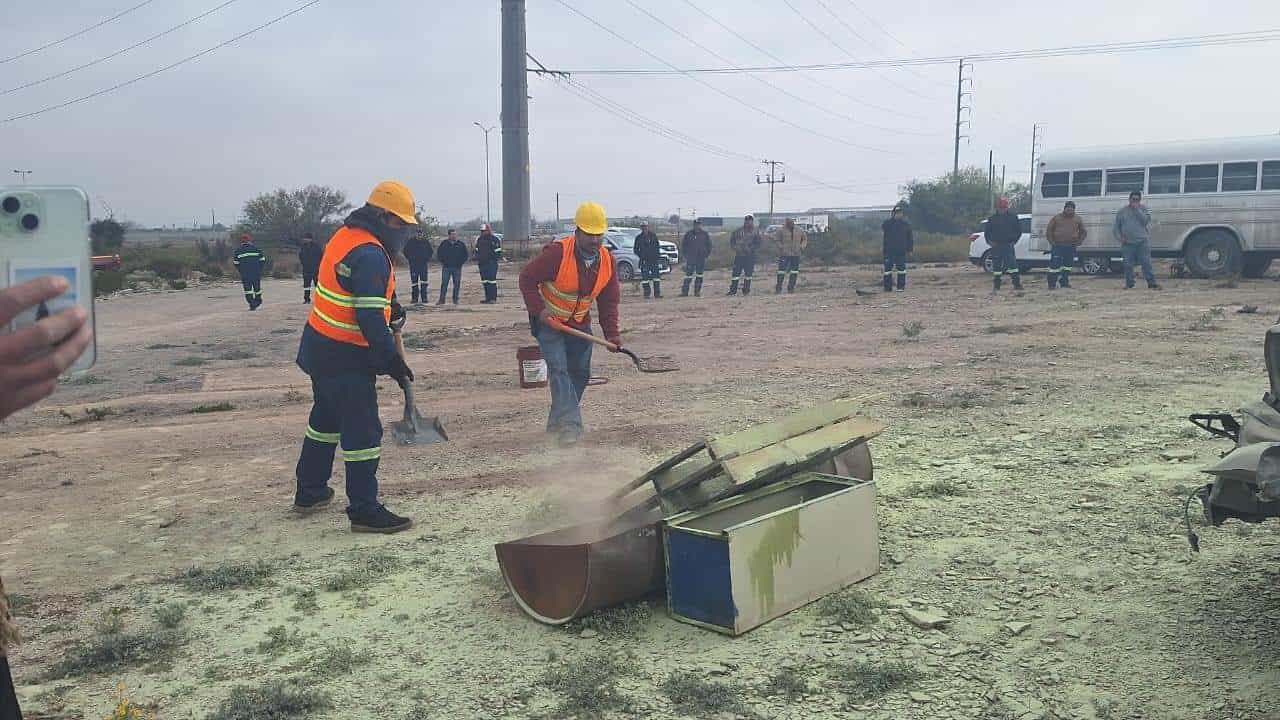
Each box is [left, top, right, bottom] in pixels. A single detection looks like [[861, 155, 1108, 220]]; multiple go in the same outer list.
[[729, 255, 755, 295], [1048, 245, 1076, 288], [409, 264, 430, 303], [640, 261, 662, 298], [302, 269, 316, 303], [439, 267, 462, 304], [479, 261, 499, 302], [681, 260, 706, 296], [990, 244, 1021, 290], [241, 274, 262, 308], [1, 654, 20, 720], [777, 255, 801, 293], [295, 374, 382, 516], [536, 322, 593, 436], [883, 250, 907, 291]]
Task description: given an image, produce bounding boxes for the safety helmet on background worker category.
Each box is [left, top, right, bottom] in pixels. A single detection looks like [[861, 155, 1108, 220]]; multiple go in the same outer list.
[[997, 197, 1010, 210], [366, 181, 418, 225], [574, 202, 608, 235]]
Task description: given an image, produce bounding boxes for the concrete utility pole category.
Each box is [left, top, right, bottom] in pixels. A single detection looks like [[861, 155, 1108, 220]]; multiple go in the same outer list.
[[555, 192, 560, 231], [988, 150, 994, 213], [11, 169, 32, 184], [953, 60, 972, 178], [501, 0, 531, 243], [757, 160, 786, 219], [1029, 123, 1044, 192], [474, 121, 495, 226], [1000, 164, 1006, 196]]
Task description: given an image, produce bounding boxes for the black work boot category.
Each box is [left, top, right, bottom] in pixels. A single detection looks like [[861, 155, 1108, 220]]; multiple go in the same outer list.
[[303, 291, 311, 304], [694, 277, 703, 297], [993, 276, 1002, 293], [897, 274, 906, 291], [775, 275, 785, 294], [787, 274, 798, 293], [1060, 273, 1070, 288], [681, 277, 692, 297], [643, 283, 651, 299], [727, 280, 739, 296], [653, 281, 662, 299], [349, 504, 413, 534], [1011, 275, 1023, 291], [883, 274, 893, 292], [742, 280, 751, 295], [293, 487, 334, 516], [1048, 275, 1058, 290]]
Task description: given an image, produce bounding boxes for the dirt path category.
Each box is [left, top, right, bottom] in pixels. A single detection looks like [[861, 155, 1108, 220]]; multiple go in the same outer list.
[[4, 265, 1280, 719]]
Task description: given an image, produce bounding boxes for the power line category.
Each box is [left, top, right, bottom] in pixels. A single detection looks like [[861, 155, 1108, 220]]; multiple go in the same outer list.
[[1, 0, 243, 97], [809, 0, 945, 90], [2, 1, 320, 125], [777, 0, 933, 102], [622, 0, 937, 137], [678, 0, 929, 125], [555, 27, 1280, 75], [550, 0, 900, 155], [0, 0, 161, 65]]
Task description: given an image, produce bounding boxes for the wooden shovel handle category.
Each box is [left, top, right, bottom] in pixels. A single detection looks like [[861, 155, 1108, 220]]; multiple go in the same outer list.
[[545, 317, 618, 351]]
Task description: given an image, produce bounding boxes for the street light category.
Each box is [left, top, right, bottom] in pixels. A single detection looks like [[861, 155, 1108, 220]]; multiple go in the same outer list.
[[12, 170, 32, 184], [473, 122, 495, 226]]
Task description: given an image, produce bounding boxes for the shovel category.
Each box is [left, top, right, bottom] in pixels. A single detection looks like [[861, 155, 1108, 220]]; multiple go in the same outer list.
[[545, 318, 678, 373], [390, 332, 448, 445]]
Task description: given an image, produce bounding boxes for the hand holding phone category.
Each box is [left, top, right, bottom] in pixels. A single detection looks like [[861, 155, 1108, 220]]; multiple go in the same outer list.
[[0, 275, 93, 420]]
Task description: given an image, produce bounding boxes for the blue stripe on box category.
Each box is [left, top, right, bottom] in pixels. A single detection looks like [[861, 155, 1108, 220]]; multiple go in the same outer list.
[[665, 529, 735, 630]]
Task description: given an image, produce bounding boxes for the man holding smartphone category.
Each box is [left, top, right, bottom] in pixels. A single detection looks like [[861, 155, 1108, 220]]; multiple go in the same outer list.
[[0, 275, 94, 720]]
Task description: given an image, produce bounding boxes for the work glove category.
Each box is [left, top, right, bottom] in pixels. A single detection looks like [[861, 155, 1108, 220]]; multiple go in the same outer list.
[[388, 353, 414, 384], [606, 336, 623, 353], [389, 299, 406, 333]]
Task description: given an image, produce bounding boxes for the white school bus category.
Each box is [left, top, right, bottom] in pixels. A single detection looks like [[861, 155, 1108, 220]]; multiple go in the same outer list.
[[1031, 135, 1280, 277]]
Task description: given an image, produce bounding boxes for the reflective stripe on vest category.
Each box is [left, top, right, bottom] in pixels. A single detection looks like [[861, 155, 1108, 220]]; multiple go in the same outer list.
[[538, 236, 613, 323], [306, 226, 395, 346]]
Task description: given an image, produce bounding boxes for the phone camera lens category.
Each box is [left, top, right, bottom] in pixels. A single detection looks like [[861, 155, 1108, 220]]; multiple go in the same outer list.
[[1, 197, 18, 214], [20, 213, 38, 231]]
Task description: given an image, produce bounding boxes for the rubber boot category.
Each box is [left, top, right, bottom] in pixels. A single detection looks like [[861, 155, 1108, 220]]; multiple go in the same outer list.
[[728, 279, 739, 296], [787, 273, 798, 294], [1060, 272, 1070, 288], [896, 272, 906, 291], [993, 276, 1002, 293], [883, 274, 893, 292], [653, 280, 662, 299], [1047, 274, 1058, 290], [1012, 274, 1023, 291], [742, 279, 751, 296], [643, 282, 651, 299], [304, 290, 311, 304], [681, 276, 692, 297], [775, 273, 785, 294], [694, 277, 703, 297]]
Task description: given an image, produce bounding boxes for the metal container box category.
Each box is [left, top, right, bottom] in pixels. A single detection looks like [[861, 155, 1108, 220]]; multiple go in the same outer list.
[[663, 473, 878, 635]]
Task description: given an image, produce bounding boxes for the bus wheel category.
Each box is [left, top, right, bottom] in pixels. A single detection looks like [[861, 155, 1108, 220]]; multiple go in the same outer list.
[[1079, 256, 1105, 275], [1184, 230, 1241, 278], [1243, 255, 1272, 279]]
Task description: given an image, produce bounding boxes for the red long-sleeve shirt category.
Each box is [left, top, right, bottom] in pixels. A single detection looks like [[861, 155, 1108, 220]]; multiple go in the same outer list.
[[519, 241, 621, 340]]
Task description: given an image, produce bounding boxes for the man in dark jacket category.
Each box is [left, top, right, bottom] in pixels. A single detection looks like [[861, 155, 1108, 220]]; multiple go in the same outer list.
[[680, 219, 712, 297], [294, 181, 418, 534], [436, 229, 468, 305], [233, 233, 267, 310], [403, 230, 434, 304], [727, 215, 762, 296], [985, 198, 1023, 293], [881, 205, 913, 292], [634, 221, 664, 299], [299, 232, 322, 304], [474, 224, 503, 303]]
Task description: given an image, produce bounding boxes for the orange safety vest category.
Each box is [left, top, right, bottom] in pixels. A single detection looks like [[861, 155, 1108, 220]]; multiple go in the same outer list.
[[307, 226, 394, 346], [538, 235, 613, 323]]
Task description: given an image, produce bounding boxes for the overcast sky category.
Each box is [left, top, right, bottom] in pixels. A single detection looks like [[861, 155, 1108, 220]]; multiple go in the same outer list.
[[2, 0, 1278, 228]]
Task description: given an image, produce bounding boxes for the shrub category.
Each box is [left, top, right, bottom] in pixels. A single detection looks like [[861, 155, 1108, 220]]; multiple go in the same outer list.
[[124, 247, 202, 280], [322, 552, 400, 592], [188, 402, 234, 414], [49, 611, 183, 678], [541, 651, 631, 717], [902, 320, 924, 338], [175, 560, 273, 591], [168, 279, 188, 290], [660, 674, 752, 718], [153, 602, 187, 629], [257, 625, 304, 655], [816, 589, 886, 626], [207, 680, 328, 720], [827, 659, 922, 705]]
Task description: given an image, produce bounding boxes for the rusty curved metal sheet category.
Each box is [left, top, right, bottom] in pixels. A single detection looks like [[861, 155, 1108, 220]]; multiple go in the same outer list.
[[496, 511, 665, 625]]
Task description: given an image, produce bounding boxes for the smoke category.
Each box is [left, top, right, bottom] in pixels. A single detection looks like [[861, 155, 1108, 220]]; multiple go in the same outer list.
[[515, 446, 656, 538]]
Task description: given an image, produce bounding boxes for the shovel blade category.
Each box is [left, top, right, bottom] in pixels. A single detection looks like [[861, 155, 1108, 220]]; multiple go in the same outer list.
[[392, 410, 448, 445]]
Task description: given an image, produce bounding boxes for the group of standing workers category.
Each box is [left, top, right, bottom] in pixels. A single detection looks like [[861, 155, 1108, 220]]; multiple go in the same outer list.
[[646, 216, 811, 299]]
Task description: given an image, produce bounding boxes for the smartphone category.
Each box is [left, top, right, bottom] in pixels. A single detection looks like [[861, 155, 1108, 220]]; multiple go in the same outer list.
[[0, 185, 96, 372]]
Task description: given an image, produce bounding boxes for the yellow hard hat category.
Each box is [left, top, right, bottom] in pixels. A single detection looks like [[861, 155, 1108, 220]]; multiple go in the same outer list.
[[367, 180, 418, 225], [574, 201, 608, 235]]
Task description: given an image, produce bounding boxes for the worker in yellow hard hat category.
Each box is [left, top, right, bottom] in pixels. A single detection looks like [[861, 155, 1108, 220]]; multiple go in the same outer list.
[[518, 201, 622, 447], [293, 181, 418, 533]]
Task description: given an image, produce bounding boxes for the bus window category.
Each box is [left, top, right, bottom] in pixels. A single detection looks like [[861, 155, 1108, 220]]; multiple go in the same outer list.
[[1041, 172, 1069, 198], [1106, 168, 1144, 195], [1264, 161, 1280, 190], [1072, 170, 1102, 197], [1223, 161, 1259, 192], [1185, 164, 1220, 193], [1148, 165, 1181, 194]]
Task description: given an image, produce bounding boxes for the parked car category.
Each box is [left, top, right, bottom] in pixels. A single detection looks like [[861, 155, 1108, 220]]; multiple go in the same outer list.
[[604, 230, 671, 281], [608, 226, 678, 272]]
